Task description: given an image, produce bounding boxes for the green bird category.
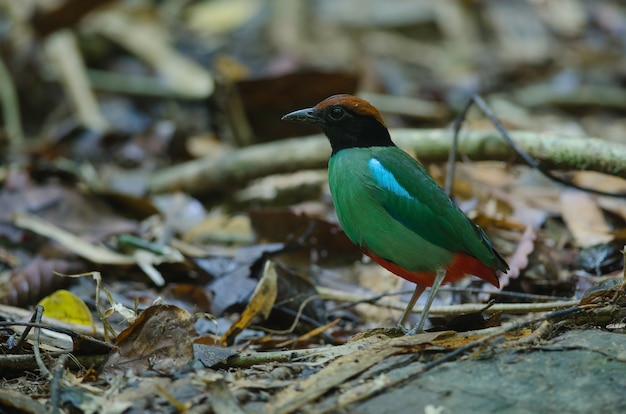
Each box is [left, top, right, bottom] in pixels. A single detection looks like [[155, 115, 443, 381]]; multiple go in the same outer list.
[[282, 94, 509, 334]]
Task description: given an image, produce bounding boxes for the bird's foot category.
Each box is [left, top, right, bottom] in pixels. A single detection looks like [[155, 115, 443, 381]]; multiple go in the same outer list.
[[396, 322, 425, 336], [405, 325, 423, 336], [405, 312, 428, 335], [395, 323, 409, 335]]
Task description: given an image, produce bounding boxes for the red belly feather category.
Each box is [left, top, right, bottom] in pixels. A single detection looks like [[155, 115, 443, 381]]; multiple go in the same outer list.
[[364, 250, 500, 288]]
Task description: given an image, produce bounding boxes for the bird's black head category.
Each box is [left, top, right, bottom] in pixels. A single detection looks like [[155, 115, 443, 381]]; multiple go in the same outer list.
[[282, 94, 395, 155]]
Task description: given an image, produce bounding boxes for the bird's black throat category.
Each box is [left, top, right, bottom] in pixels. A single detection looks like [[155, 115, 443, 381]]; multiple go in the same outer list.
[[322, 115, 395, 155]]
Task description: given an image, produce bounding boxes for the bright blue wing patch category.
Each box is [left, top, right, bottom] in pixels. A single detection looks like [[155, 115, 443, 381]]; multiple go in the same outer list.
[[368, 158, 413, 200]]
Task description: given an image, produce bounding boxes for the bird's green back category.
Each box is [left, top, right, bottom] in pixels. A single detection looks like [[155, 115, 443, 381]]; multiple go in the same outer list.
[[328, 146, 505, 272]]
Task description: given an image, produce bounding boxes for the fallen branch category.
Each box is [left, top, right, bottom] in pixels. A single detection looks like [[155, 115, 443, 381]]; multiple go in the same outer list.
[[149, 129, 626, 195], [316, 286, 579, 316]]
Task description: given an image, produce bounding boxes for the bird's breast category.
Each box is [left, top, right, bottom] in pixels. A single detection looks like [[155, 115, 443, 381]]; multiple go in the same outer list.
[[328, 151, 378, 245]]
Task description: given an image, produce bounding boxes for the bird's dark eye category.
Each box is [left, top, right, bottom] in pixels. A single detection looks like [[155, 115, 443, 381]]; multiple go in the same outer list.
[[328, 107, 346, 121]]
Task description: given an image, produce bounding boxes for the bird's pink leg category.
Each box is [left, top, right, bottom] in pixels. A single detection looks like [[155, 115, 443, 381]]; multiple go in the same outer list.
[[398, 284, 427, 328], [407, 269, 447, 335]]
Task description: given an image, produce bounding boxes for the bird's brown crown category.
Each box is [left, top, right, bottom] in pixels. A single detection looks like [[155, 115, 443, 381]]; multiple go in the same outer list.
[[314, 94, 386, 127]]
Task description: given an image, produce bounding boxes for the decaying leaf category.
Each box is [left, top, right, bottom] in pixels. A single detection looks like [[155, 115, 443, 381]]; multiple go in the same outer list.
[[574, 240, 626, 276], [560, 190, 612, 248], [221, 260, 278, 345], [266, 260, 328, 335], [102, 304, 197, 374], [580, 278, 624, 306]]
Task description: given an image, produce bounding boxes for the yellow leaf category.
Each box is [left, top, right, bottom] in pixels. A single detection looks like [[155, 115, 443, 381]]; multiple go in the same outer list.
[[38, 289, 94, 327]]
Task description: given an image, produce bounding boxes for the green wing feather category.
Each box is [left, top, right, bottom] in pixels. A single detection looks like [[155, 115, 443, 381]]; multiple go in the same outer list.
[[366, 147, 504, 269]]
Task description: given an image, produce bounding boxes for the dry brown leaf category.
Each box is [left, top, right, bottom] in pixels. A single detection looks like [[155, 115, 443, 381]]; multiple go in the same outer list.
[[102, 304, 196, 375], [560, 189, 612, 248], [221, 260, 278, 345]]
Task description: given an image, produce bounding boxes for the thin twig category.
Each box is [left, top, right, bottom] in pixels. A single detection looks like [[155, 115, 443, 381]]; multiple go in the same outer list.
[[275, 318, 340, 348], [464, 94, 626, 197], [32, 305, 52, 378], [0, 352, 106, 372], [50, 353, 69, 414], [316, 286, 578, 315], [13, 307, 38, 350], [446, 96, 474, 195], [254, 294, 321, 335]]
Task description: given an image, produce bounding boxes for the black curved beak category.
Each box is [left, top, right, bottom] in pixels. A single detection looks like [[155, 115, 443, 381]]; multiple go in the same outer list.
[[281, 108, 319, 124]]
